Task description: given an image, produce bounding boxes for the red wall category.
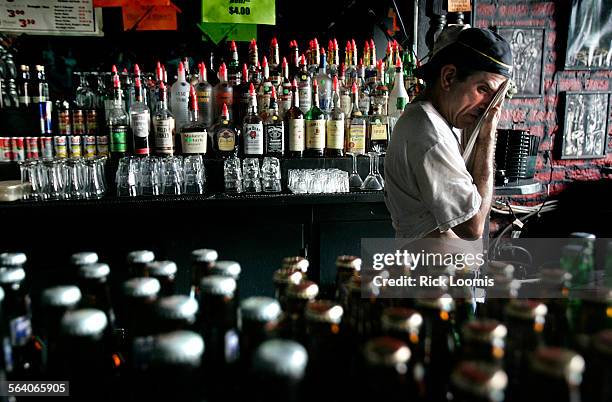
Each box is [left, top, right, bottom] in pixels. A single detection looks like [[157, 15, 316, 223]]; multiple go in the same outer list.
[[476, 0, 612, 206]]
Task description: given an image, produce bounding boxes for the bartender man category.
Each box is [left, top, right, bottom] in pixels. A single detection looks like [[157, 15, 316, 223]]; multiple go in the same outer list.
[[385, 27, 513, 239]]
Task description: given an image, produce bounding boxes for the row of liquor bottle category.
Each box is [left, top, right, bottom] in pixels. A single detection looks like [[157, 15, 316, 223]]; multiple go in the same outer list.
[[0, 244, 610, 402]]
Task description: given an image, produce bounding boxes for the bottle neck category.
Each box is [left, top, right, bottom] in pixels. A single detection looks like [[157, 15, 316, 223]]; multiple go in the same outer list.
[[249, 94, 258, 113], [312, 90, 320, 109], [157, 91, 168, 111], [292, 88, 300, 109]]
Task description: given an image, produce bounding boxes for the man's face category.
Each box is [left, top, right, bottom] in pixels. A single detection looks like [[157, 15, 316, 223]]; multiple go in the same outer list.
[[445, 70, 507, 129]]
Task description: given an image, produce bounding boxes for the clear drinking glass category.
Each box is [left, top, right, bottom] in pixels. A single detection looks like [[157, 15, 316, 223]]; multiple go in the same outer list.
[[116, 156, 141, 197], [224, 157, 243, 194], [360, 152, 383, 191], [43, 159, 64, 200], [18, 160, 35, 200], [140, 156, 162, 196], [84, 158, 105, 199], [371, 152, 384, 188], [262, 157, 282, 193], [243, 158, 262, 193], [64, 158, 86, 200], [347, 152, 364, 190], [161, 156, 183, 195], [183, 155, 206, 194]]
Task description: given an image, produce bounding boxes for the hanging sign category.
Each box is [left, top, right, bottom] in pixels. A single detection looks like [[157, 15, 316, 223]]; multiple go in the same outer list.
[[202, 0, 275, 25], [122, 3, 178, 30], [0, 0, 102, 36], [198, 22, 256, 44], [93, 0, 126, 7], [447, 0, 472, 13]]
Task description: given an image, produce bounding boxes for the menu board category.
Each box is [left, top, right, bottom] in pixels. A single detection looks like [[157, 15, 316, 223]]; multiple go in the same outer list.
[[0, 0, 103, 36]]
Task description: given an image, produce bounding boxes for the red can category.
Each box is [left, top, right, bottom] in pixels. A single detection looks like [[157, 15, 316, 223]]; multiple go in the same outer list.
[[26, 137, 40, 160], [0, 138, 8, 161], [11, 137, 25, 161], [41, 136, 53, 159]]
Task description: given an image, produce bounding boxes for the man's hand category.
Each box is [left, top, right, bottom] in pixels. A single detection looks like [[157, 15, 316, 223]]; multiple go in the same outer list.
[[478, 101, 504, 142]]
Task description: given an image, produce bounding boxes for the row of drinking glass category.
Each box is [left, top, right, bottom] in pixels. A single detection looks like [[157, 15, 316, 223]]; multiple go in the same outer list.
[[18, 157, 107, 201], [224, 157, 282, 193], [288, 169, 350, 194], [116, 155, 206, 197], [348, 152, 385, 191]]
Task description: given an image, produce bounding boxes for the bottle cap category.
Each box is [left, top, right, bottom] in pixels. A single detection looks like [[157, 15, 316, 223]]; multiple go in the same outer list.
[[462, 319, 507, 343], [240, 296, 282, 322], [152, 330, 204, 367], [530, 347, 585, 385], [0, 267, 25, 284], [210, 261, 241, 280], [282, 256, 309, 273], [451, 361, 508, 397], [42, 286, 82, 307], [79, 263, 111, 279], [364, 337, 411, 366], [253, 339, 308, 379], [61, 308, 108, 337], [230, 40, 237, 51], [273, 267, 304, 286], [127, 250, 155, 265], [71, 252, 99, 266], [0, 252, 27, 267], [305, 300, 343, 324], [200, 275, 236, 297], [146, 260, 178, 278], [381, 307, 423, 333], [249, 82, 255, 95], [191, 249, 218, 263], [286, 280, 319, 300], [156, 295, 198, 321], [122, 277, 161, 298], [336, 255, 362, 271], [505, 300, 547, 320]]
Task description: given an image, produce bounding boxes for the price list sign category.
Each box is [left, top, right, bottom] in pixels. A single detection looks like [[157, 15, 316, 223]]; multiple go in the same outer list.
[[0, 0, 102, 36], [202, 0, 275, 25]]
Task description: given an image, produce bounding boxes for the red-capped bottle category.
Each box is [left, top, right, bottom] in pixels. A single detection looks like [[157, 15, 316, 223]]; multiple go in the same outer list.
[[242, 83, 264, 158], [180, 86, 208, 155], [214, 103, 240, 159]]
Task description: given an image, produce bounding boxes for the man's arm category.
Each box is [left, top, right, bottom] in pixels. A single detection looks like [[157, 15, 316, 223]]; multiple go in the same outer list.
[[453, 105, 501, 239]]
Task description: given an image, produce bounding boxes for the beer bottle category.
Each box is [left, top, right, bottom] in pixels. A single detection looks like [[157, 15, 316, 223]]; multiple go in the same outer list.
[[0, 267, 42, 380], [304, 300, 346, 402], [560, 244, 590, 288], [281, 256, 309, 274], [460, 319, 507, 366], [280, 280, 319, 343], [39, 286, 82, 374], [539, 268, 572, 347], [362, 337, 415, 402], [199, 276, 239, 399], [571, 288, 612, 352], [527, 347, 585, 402], [345, 275, 383, 343], [69, 251, 99, 284], [415, 290, 456, 402], [126, 250, 155, 279], [140, 331, 205, 402], [238, 296, 282, 371], [582, 330, 612, 402], [77, 262, 116, 329], [0, 252, 27, 268], [251, 339, 308, 402], [273, 267, 304, 310], [210, 260, 242, 281], [503, 300, 547, 402], [58, 309, 115, 401], [190, 248, 218, 298], [144, 260, 178, 296], [334, 255, 361, 308], [153, 295, 199, 333], [449, 361, 508, 402], [479, 274, 518, 322]]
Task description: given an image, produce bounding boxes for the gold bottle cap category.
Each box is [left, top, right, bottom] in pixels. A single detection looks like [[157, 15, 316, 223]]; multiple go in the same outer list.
[[305, 300, 343, 324], [530, 347, 585, 385], [451, 361, 508, 396], [381, 307, 423, 333], [462, 319, 507, 343], [286, 280, 319, 300], [281, 256, 309, 273], [363, 336, 411, 366]]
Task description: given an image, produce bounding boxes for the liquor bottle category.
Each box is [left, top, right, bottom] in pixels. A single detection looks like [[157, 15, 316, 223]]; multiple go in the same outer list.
[[346, 82, 366, 155], [285, 80, 305, 158], [257, 56, 273, 118], [152, 81, 175, 156], [248, 39, 259, 74], [149, 61, 164, 111], [372, 60, 389, 116], [315, 49, 332, 113], [121, 68, 133, 114], [403, 50, 419, 98], [243, 83, 264, 158], [338, 63, 353, 118], [213, 103, 240, 159], [326, 76, 345, 157], [207, 51, 219, 86], [107, 71, 130, 160], [227, 41, 241, 86], [277, 57, 293, 119], [170, 62, 190, 133], [368, 104, 389, 153], [213, 63, 233, 121], [328, 38, 340, 77], [297, 56, 312, 114], [269, 37, 281, 87], [31, 65, 49, 103], [130, 66, 151, 156], [17, 65, 30, 108], [364, 41, 376, 88], [196, 62, 213, 129], [234, 63, 251, 127], [180, 86, 208, 155], [357, 60, 371, 115], [264, 87, 284, 158], [289, 40, 300, 79], [304, 79, 326, 157], [388, 58, 409, 134], [344, 41, 356, 87]]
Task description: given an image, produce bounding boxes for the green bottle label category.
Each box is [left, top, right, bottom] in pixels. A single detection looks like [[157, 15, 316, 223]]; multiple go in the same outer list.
[[109, 126, 128, 153]]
